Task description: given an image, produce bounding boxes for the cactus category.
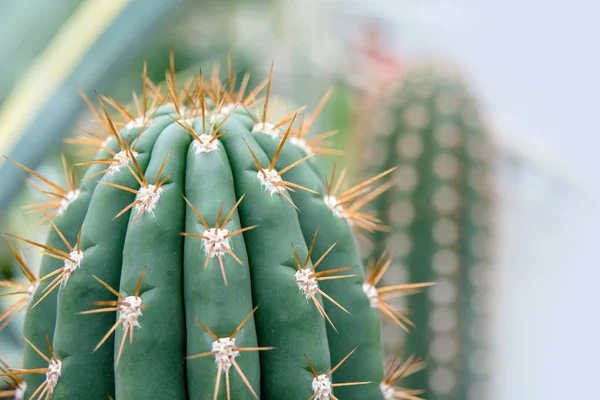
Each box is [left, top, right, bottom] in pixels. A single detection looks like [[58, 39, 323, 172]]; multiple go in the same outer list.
[[0, 60, 431, 400], [359, 61, 496, 400]]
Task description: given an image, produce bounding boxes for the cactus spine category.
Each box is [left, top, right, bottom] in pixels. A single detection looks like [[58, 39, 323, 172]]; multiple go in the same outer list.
[[360, 61, 496, 400], [0, 59, 430, 400]]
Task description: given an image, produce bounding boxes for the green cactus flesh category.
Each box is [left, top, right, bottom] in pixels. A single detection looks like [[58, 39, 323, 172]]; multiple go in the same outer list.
[[361, 62, 495, 400], [0, 66, 427, 399]]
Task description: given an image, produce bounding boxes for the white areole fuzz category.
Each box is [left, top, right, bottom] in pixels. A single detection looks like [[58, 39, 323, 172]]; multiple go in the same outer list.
[[212, 337, 239, 371], [252, 122, 280, 137], [324, 195, 350, 221], [45, 359, 62, 396], [362, 283, 379, 308], [295, 268, 318, 299], [312, 374, 333, 399], [380, 381, 394, 400], [63, 250, 84, 283], [219, 103, 237, 114], [57, 189, 80, 216], [202, 227, 232, 257], [135, 185, 163, 216], [192, 134, 219, 154], [108, 150, 139, 175], [289, 136, 314, 156], [101, 135, 113, 149], [14, 381, 26, 400], [119, 296, 143, 330], [257, 169, 284, 195], [125, 116, 150, 129], [25, 281, 40, 307]]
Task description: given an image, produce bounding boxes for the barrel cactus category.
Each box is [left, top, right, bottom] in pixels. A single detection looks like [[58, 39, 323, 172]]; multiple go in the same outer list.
[[0, 60, 430, 399], [359, 61, 496, 400]]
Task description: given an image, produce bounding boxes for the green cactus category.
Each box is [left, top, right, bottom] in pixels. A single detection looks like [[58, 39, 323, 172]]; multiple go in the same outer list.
[[360, 61, 495, 400], [0, 61, 429, 400]]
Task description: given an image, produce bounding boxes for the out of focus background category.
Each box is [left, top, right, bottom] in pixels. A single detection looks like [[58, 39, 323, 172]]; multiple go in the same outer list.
[[0, 0, 597, 399]]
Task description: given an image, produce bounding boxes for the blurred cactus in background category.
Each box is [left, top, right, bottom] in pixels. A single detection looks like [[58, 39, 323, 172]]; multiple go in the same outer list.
[[358, 60, 496, 400], [0, 0, 83, 105]]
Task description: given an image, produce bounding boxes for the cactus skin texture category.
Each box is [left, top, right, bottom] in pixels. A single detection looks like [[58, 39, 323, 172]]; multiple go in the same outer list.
[[0, 61, 430, 400], [361, 61, 495, 400]]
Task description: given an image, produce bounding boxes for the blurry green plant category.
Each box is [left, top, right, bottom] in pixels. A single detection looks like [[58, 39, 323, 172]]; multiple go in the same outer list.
[[0, 0, 184, 213], [317, 78, 356, 176], [359, 60, 496, 400], [0, 0, 83, 105]]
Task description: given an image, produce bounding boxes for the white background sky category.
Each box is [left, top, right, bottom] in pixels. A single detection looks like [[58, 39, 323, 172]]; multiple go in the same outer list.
[[386, 0, 599, 192]]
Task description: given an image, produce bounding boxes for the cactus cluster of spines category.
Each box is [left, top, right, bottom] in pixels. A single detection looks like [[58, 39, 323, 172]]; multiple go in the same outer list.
[[360, 61, 495, 400], [0, 56, 431, 400]]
